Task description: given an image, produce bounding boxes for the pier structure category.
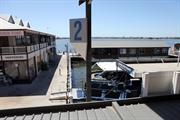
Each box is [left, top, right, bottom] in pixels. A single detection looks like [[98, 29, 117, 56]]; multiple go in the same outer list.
[[49, 53, 72, 103]]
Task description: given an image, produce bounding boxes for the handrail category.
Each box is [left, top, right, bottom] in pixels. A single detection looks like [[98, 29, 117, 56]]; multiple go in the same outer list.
[[0, 43, 49, 55]]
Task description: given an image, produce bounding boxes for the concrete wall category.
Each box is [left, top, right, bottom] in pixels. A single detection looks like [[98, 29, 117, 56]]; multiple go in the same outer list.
[[148, 71, 173, 96], [28, 57, 36, 79], [173, 72, 180, 94], [4, 61, 28, 80], [142, 71, 175, 97]]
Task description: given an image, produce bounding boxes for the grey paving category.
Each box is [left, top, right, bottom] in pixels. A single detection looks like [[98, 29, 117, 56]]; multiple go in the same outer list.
[[1, 99, 180, 120], [0, 56, 61, 96], [0, 55, 67, 109]]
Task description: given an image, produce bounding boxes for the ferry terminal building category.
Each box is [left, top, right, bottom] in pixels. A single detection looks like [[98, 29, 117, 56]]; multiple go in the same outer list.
[[92, 38, 177, 63], [0, 14, 56, 83]]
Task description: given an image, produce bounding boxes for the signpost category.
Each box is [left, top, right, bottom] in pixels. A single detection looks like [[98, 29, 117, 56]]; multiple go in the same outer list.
[[70, 18, 87, 60], [70, 18, 87, 43], [70, 0, 92, 101], [79, 0, 92, 102], [70, 18, 87, 59]]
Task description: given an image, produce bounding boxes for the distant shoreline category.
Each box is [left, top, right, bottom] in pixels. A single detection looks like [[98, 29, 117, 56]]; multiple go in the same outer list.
[[56, 37, 180, 40]]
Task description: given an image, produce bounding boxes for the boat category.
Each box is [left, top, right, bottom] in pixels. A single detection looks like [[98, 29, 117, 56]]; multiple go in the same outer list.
[[72, 61, 141, 101]]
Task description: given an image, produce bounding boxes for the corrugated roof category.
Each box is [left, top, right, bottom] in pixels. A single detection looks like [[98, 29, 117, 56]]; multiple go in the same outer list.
[[0, 95, 180, 120], [92, 39, 170, 48]]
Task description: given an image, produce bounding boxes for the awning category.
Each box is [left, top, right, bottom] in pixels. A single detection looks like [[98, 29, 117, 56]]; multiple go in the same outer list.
[[93, 62, 122, 71], [0, 30, 24, 36], [92, 61, 135, 77]]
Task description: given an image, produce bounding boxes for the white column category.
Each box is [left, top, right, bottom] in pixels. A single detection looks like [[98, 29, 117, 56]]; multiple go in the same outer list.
[[141, 72, 149, 97], [173, 71, 180, 94]]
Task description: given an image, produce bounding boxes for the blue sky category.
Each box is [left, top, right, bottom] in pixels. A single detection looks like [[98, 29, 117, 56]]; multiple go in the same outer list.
[[0, 0, 179, 37]]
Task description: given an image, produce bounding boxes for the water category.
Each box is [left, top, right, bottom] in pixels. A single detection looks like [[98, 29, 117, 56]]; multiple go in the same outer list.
[[71, 61, 86, 89], [56, 39, 75, 53], [56, 39, 86, 89]]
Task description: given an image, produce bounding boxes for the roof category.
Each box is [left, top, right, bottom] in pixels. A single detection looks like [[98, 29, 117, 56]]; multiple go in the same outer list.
[[0, 95, 180, 120], [128, 63, 180, 74], [0, 17, 24, 30], [13, 17, 24, 26], [92, 38, 170, 48], [23, 21, 31, 28], [0, 14, 14, 23], [0, 14, 54, 36], [94, 62, 122, 71]]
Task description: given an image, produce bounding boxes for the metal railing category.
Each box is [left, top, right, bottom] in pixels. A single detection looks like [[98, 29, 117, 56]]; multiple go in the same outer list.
[[0, 42, 49, 55], [40, 43, 48, 49], [27, 44, 39, 53], [14, 47, 26, 54], [1, 47, 14, 54]]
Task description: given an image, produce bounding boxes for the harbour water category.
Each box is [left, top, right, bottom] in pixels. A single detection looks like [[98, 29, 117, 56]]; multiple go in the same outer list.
[[71, 61, 86, 88]]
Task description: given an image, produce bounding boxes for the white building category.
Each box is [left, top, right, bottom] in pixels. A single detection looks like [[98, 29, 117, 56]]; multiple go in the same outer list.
[[92, 38, 177, 63], [0, 14, 56, 83]]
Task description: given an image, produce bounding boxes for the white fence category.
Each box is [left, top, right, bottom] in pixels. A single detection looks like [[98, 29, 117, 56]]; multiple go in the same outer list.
[[142, 71, 180, 97]]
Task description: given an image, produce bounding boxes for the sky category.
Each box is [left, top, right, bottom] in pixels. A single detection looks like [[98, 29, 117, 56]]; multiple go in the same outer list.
[[0, 0, 180, 37]]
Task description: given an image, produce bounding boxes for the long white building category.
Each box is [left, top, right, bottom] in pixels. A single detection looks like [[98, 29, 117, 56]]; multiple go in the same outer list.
[[92, 38, 177, 63]]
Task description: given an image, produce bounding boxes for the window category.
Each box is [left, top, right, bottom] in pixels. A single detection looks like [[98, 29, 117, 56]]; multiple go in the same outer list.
[[129, 48, 136, 55], [25, 36, 31, 45], [139, 48, 145, 55], [120, 48, 126, 54], [105, 49, 111, 56], [154, 48, 160, 55], [16, 36, 23, 46], [162, 48, 168, 54]]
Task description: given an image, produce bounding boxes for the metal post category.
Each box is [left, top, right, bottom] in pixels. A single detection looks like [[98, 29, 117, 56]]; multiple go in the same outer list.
[[66, 43, 69, 103], [16, 64, 20, 79], [178, 49, 180, 66], [86, 0, 92, 102]]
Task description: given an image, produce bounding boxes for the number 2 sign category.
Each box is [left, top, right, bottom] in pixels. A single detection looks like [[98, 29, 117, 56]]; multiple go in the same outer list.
[[70, 18, 87, 43]]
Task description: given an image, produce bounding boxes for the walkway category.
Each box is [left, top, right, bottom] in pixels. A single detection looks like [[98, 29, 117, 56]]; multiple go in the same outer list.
[[0, 96, 65, 110], [0, 54, 69, 110], [48, 54, 68, 101]]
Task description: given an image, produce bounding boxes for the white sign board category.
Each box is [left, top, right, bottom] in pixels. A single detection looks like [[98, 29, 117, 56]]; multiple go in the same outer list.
[[2, 55, 27, 61], [70, 18, 87, 60], [70, 18, 87, 43], [0, 31, 24, 36]]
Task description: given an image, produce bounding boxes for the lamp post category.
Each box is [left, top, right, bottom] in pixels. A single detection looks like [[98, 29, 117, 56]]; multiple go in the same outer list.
[[79, 0, 92, 101]]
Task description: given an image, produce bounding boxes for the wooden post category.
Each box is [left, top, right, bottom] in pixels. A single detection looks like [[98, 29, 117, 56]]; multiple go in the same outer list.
[[86, 0, 92, 102]]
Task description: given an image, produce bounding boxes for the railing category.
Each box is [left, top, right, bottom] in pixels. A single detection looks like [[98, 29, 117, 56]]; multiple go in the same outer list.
[[27, 44, 39, 53], [0, 42, 49, 55], [40, 43, 48, 49], [1, 47, 14, 54], [14, 47, 26, 54]]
